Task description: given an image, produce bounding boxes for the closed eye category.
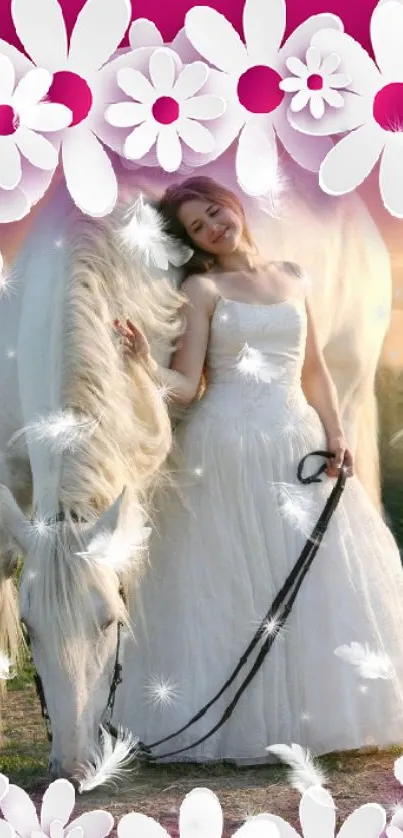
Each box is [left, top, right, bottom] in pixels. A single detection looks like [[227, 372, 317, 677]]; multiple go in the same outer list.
[[101, 617, 115, 633]]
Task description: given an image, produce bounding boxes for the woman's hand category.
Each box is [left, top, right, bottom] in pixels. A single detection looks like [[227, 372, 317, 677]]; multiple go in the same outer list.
[[114, 319, 153, 365], [326, 434, 354, 478]]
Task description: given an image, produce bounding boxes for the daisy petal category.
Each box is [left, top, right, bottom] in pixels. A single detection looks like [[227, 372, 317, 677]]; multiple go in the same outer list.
[[236, 119, 278, 196], [12, 0, 68, 71], [129, 19, 163, 49], [311, 28, 380, 95], [149, 49, 177, 95], [124, 121, 159, 159], [170, 28, 204, 65], [290, 89, 311, 112], [118, 812, 169, 838], [0, 784, 40, 837], [278, 14, 343, 68], [105, 102, 148, 127], [40, 780, 75, 832], [49, 821, 64, 838], [279, 77, 305, 92], [21, 103, 72, 131], [327, 73, 352, 89], [247, 815, 300, 838], [319, 123, 383, 194], [65, 829, 83, 838], [380, 134, 403, 218], [0, 139, 21, 190], [0, 822, 15, 838], [173, 62, 208, 101], [0, 38, 32, 77], [0, 187, 29, 221], [371, 0, 403, 81], [310, 92, 325, 119], [320, 52, 341, 75], [68, 0, 131, 76], [275, 103, 333, 171], [233, 820, 279, 837], [13, 68, 52, 110], [67, 812, 114, 838], [289, 89, 367, 134], [15, 127, 58, 169], [179, 789, 223, 838], [0, 55, 15, 101], [337, 803, 386, 837], [299, 786, 336, 836], [387, 829, 403, 838], [243, 0, 286, 65], [156, 125, 182, 171], [306, 46, 321, 73], [285, 57, 309, 77], [321, 88, 344, 107], [62, 125, 117, 216], [117, 68, 155, 105], [178, 117, 215, 152], [182, 95, 226, 119], [185, 7, 249, 75], [0, 776, 9, 801]]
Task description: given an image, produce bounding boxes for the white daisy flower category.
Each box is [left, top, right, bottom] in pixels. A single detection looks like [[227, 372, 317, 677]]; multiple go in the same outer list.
[[292, 1, 403, 217], [0, 57, 71, 191], [279, 46, 352, 119], [6, 0, 132, 217], [105, 48, 226, 173], [258, 784, 386, 838], [0, 773, 113, 837], [117, 788, 280, 837], [184, 0, 345, 196]]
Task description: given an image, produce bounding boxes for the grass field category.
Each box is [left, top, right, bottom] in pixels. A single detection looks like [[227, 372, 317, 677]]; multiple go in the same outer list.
[[1, 366, 403, 834]]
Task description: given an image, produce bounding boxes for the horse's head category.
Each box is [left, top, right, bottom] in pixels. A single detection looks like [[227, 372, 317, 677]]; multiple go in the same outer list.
[[0, 484, 141, 781]]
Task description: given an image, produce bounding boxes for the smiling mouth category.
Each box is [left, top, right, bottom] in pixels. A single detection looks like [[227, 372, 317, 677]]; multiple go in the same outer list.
[[212, 228, 229, 243]]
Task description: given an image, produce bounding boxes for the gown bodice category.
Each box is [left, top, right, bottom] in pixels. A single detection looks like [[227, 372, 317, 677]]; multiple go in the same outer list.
[[199, 295, 310, 428]]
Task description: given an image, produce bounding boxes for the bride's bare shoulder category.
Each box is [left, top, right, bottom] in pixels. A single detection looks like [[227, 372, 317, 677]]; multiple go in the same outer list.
[[180, 273, 219, 314]]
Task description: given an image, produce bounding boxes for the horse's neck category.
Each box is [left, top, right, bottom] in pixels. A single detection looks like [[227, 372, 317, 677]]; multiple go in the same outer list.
[[16, 188, 76, 515]]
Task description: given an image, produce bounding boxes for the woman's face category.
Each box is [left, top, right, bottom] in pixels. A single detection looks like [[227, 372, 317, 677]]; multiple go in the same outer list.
[[177, 198, 245, 256]]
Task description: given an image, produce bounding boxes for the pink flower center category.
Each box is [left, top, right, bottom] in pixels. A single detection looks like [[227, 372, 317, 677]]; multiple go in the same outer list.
[[0, 104, 19, 135], [373, 82, 403, 131], [152, 96, 180, 125], [47, 71, 93, 127], [237, 65, 284, 114], [307, 74, 323, 91]]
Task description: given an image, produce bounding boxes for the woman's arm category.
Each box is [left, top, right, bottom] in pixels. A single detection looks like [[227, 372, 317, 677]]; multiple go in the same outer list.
[[301, 295, 354, 476], [117, 276, 214, 406]]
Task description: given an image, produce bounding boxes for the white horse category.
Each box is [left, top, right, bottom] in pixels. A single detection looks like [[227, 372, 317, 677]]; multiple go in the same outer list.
[[0, 161, 392, 780]]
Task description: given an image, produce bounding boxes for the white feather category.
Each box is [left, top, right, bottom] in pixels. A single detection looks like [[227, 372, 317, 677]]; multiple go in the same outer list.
[[78, 504, 151, 572], [119, 195, 193, 271], [0, 652, 15, 680], [334, 642, 395, 680], [266, 742, 327, 793], [77, 726, 138, 793]]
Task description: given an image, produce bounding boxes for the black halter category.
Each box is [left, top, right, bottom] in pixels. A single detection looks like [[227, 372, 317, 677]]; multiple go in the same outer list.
[[21, 508, 125, 746]]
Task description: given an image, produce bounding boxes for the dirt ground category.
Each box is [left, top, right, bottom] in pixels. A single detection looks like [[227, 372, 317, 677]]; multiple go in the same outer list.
[[2, 685, 403, 835]]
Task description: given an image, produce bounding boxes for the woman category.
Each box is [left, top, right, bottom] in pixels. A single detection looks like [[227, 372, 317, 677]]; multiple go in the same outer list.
[[115, 176, 403, 762]]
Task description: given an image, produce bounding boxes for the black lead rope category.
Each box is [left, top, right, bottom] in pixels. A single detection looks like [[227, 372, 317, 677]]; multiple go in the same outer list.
[[137, 450, 347, 761]]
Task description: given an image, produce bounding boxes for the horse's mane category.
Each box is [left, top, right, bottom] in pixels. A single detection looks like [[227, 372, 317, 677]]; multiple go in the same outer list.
[[58, 198, 186, 520]]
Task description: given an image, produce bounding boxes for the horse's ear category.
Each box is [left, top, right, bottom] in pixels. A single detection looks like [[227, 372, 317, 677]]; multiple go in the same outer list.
[[84, 487, 129, 547], [0, 486, 33, 558]]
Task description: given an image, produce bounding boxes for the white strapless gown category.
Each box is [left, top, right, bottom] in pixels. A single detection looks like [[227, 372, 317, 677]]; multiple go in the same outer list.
[[118, 296, 403, 762]]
